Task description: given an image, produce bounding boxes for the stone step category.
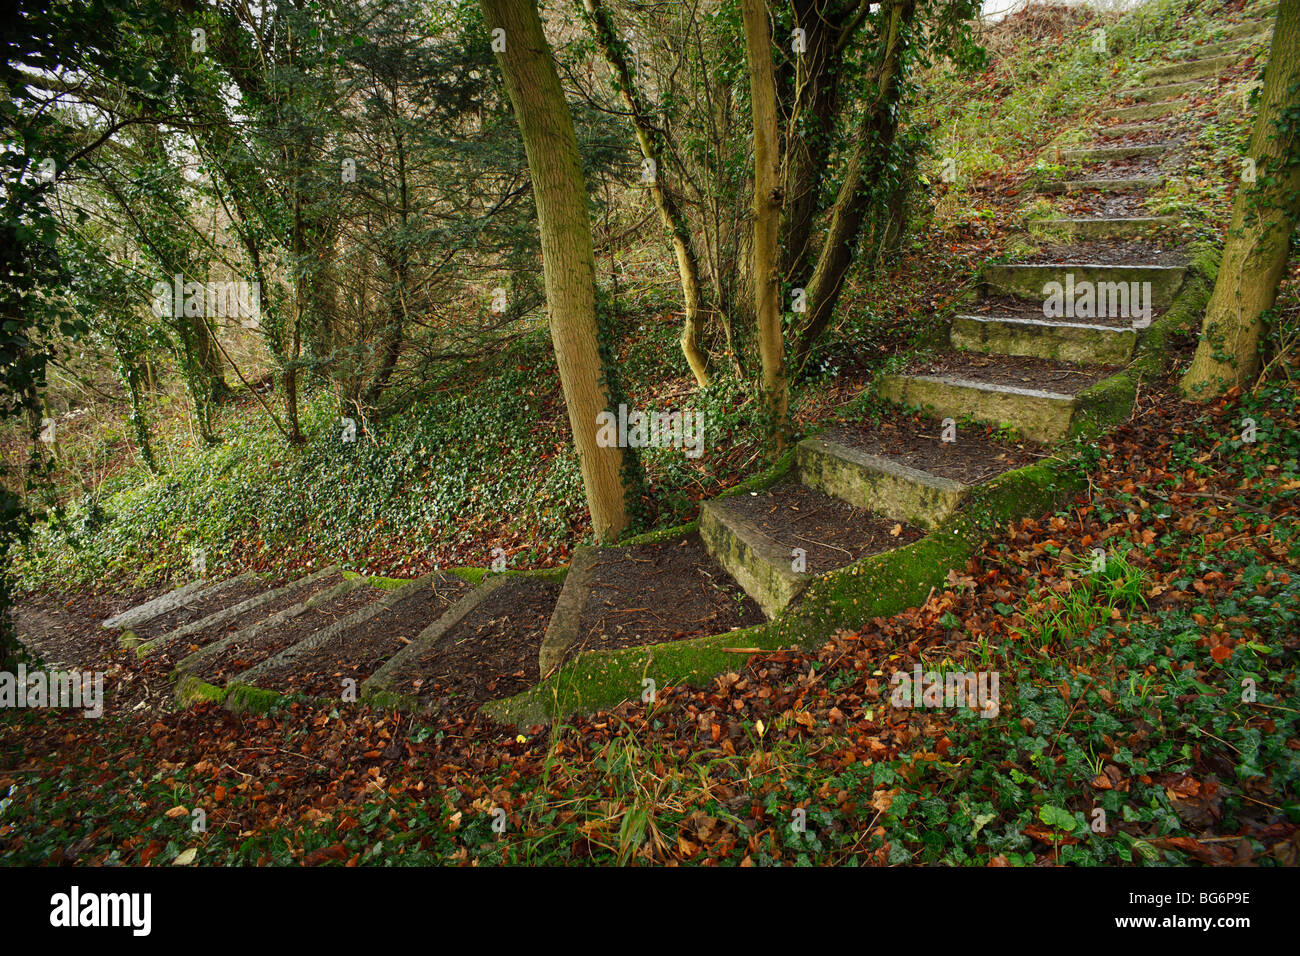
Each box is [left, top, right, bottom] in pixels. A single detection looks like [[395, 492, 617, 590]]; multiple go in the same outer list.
[[1217, 19, 1275, 40], [1101, 101, 1180, 123], [1170, 33, 1269, 59], [797, 437, 967, 531], [1095, 121, 1167, 141], [363, 576, 512, 700], [876, 373, 1079, 444], [537, 548, 599, 677], [135, 564, 340, 655], [174, 575, 373, 688], [1060, 144, 1169, 162], [230, 573, 469, 695], [983, 262, 1187, 309], [950, 313, 1137, 365], [699, 497, 814, 618], [1122, 80, 1205, 103], [102, 580, 211, 631], [359, 575, 562, 711], [1030, 217, 1179, 239], [1142, 55, 1234, 83], [1041, 176, 1164, 194]]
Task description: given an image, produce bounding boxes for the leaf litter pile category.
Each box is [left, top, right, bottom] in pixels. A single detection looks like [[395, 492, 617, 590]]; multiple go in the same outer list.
[[1, 376, 1297, 866]]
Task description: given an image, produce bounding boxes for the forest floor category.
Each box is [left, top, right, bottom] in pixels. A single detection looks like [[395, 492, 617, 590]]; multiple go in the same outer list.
[[2, 368, 1296, 865], [3, 0, 1298, 866]]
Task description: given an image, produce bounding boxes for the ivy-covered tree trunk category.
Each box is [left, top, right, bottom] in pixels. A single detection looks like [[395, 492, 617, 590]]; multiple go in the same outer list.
[[742, 0, 790, 454], [578, 0, 712, 387], [793, 0, 915, 373], [481, 0, 632, 541], [1183, 0, 1300, 398]]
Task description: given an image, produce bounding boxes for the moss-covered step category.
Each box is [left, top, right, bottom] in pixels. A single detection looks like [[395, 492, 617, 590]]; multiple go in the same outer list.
[[102, 579, 212, 631], [1042, 176, 1164, 194], [698, 498, 813, 618], [1142, 55, 1234, 83], [172, 575, 369, 690], [796, 437, 966, 530], [1101, 101, 1179, 123], [1094, 121, 1166, 141], [1170, 32, 1269, 59], [1121, 80, 1204, 103], [360, 575, 512, 702], [876, 373, 1078, 443], [1214, 19, 1274, 41], [1059, 144, 1168, 162], [950, 313, 1137, 364], [1029, 217, 1178, 240], [983, 262, 1187, 309]]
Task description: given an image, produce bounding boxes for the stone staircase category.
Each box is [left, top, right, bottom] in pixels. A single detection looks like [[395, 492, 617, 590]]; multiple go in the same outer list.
[[86, 8, 1270, 718]]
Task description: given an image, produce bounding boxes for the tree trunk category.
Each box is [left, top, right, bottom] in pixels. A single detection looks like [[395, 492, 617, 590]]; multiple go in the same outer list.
[[481, 0, 632, 541], [793, 0, 914, 373], [578, 0, 712, 387], [1182, 0, 1300, 398], [780, 0, 857, 285], [742, 0, 790, 454]]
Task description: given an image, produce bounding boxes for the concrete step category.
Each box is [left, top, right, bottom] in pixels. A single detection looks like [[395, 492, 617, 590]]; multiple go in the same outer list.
[[1217, 19, 1275, 40], [1042, 176, 1164, 194], [363, 576, 512, 700], [1122, 80, 1205, 103], [1170, 33, 1269, 59], [797, 437, 967, 531], [699, 497, 813, 618], [135, 565, 339, 657], [1029, 217, 1179, 239], [230, 573, 467, 694], [1060, 144, 1169, 162], [102, 580, 211, 631], [951, 313, 1137, 365], [1142, 55, 1234, 84], [1095, 122, 1167, 141], [1102, 101, 1180, 123], [174, 575, 371, 687], [984, 262, 1187, 309], [876, 373, 1079, 444], [537, 549, 599, 678]]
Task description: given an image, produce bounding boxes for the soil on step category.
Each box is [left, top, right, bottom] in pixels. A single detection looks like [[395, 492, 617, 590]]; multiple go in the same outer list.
[[1069, 155, 1164, 179], [151, 570, 348, 666], [15, 584, 170, 670], [721, 482, 922, 574], [820, 407, 1046, 485], [384, 577, 562, 710], [253, 574, 471, 698], [125, 576, 273, 643], [1021, 238, 1188, 266], [965, 293, 1159, 328], [565, 534, 764, 664], [1095, 124, 1187, 147], [1055, 190, 1154, 217], [903, 350, 1115, 393], [194, 583, 384, 685]]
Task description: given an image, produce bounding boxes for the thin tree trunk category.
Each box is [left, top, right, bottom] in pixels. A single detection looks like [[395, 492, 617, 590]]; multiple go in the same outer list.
[[481, 0, 632, 541], [1183, 0, 1300, 398], [578, 0, 712, 386], [742, 0, 789, 453]]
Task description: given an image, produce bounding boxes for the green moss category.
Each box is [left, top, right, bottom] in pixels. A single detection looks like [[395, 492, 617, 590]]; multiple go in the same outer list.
[[482, 457, 1081, 727], [174, 672, 227, 707], [447, 567, 489, 585], [342, 572, 412, 590], [223, 682, 285, 714]]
